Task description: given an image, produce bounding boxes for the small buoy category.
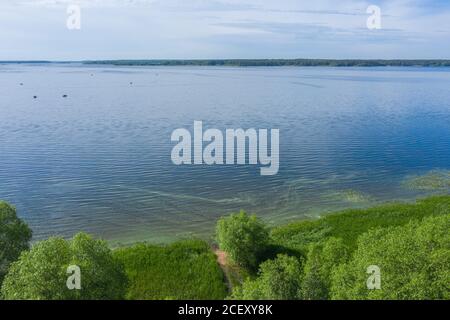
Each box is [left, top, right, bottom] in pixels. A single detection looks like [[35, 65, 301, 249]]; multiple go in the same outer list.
[[20, 83, 23, 86], [130, 82, 133, 85], [62, 94, 68, 98], [33, 96, 37, 99]]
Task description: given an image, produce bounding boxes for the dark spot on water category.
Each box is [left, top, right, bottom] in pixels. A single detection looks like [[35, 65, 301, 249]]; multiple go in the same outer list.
[[33, 96, 37, 99], [63, 94, 68, 98]]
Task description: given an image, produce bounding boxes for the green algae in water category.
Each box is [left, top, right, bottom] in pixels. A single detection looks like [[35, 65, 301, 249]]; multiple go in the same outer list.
[[326, 189, 374, 204], [403, 170, 450, 191]]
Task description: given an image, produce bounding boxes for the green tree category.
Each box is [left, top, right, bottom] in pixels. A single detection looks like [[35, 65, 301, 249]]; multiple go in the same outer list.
[[0, 201, 32, 285], [301, 237, 349, 300], [232, 254, 302, 300], [230, 278, 263, 300], [1, 233, 127, 300], [330, 215, 450, 300], [216, 211, 269, 270]]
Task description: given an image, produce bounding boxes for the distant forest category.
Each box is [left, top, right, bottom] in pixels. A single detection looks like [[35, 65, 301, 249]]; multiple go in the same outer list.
[[83, 59, 450, 67]]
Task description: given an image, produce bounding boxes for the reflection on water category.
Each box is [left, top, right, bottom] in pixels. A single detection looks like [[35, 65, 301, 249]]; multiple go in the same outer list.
[[0, 64, 449, 244]]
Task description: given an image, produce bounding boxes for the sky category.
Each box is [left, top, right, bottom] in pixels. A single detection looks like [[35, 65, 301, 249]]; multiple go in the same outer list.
[[0, 0, 449, 60]]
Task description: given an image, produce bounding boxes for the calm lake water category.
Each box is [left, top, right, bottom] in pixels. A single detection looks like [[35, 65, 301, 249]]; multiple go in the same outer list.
[[1, 64, 449, 244]]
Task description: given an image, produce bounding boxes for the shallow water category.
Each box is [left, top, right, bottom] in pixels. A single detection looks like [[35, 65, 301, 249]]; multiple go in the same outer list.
[[0, 64, 449, 244]]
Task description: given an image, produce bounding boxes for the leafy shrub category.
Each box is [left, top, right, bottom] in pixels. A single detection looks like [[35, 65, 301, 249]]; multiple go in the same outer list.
[[0, 201, 32, 285], [330, 215, 450, 300], [271, 196, 450, 254], [1, 233, 127, 300], [232, 254, 302, 300], [300, 237, 349, 300], [216, 211, 269, 271]]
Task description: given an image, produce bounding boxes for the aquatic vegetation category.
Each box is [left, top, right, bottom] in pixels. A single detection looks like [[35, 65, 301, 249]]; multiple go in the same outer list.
[[327, 189, 373, 203], [403, 170, 450, 191], [271, 195, 450, 253], [115, 184, 251, 204]]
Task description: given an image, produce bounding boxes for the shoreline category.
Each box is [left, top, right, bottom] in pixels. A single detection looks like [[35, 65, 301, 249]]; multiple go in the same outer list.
[[22, 190, 448, 248], [2, 59, 450, 67], [105, 192, 446, 248]]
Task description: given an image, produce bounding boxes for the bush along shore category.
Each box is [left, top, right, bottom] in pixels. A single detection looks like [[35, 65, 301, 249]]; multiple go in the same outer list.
[[0, 195, 449, 300]]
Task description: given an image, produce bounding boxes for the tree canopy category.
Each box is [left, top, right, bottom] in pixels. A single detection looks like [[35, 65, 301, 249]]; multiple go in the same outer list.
[[0, 201, 32, 285], [301, 237, 349, 300], [232, 254, 303, 300], [1, 232, 127, 300], [216, 211, 269, 271], [330, 215, 450, 300]]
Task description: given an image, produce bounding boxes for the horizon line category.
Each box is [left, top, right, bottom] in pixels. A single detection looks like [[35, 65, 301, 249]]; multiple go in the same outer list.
[[2, 58, 450, 63]]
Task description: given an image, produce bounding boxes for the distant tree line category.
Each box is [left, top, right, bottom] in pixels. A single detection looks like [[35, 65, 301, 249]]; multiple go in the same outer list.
[[83, 59, 450, 67]]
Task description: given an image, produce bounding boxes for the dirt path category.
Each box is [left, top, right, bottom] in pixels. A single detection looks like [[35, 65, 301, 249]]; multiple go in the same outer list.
[[215, 249, 228, 266], [214, 249, 234, 292]]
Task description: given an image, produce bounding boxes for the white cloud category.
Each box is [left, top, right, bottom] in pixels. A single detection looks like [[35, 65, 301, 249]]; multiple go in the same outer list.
[[0, 0, 449, 59]]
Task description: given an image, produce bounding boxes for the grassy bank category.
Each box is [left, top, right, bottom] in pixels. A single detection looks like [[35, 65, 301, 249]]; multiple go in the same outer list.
[[1, 195, 448, 299], [271, 195, 450, 255], [114, 239, 227, 300], [112, 195, 449, 299]]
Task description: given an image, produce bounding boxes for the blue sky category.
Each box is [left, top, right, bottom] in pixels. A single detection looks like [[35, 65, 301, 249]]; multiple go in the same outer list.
[[1, 0, 449, 60]]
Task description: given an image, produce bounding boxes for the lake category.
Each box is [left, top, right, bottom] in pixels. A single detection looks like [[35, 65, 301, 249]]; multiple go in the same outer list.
[[0, 64, 449, 244]]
